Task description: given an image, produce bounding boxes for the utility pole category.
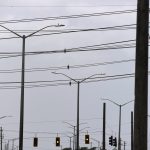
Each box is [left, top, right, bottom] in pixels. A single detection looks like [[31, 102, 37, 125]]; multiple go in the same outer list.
[[102, 103, 106, 150], [1, 127, 2, 150], [131, 112, 133, 150], [134, 0, 149, 150], [123, 141, 126, 150]]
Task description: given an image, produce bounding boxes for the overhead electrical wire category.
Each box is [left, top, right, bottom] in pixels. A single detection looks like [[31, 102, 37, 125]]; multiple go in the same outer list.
[[0, 58, 137, 74], [0, 72, 146, 89], [0, 9, 136, 25], [0, 39, 136, 60], [0, 23, 137, 41], [0, 23, 137, 34]]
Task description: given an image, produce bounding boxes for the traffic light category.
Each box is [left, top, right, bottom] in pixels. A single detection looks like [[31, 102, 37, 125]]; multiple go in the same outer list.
[[109, 136, 113, 146], [33, 137, 38, 147], [56, 137, 60, 146], [85, 134, 90, 144], [113, 137, 117, 147]]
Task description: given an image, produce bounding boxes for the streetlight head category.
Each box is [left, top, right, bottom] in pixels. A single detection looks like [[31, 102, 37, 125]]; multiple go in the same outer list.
[[51, 71, 56, 74], [57, 24, 65, 27]]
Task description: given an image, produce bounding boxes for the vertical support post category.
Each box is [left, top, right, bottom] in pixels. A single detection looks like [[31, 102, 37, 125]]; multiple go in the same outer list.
[[1, 127, 2, 150], [73, 126, 75, 150], [12, 139, 14, 150], [69, 137, 71, 149], [19, 35, 26, 150], [134, 0, 149, 150], [118, 106, 121, 150], [131, 112, 134, 150], [102, 103, 106, 150], [124, 141, 126, 150], [76, 82, 80, 150]]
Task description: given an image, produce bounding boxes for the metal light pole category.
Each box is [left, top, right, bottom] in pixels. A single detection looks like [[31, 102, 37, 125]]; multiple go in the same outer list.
[[63, 121, 88, 150], [0, 24, 64, 150], [63, 121, 76, 150], [53, 72, 104, 150], [101, 98, 134, 150], [91, 138, 100, 150], [0, 116, 12, 150]]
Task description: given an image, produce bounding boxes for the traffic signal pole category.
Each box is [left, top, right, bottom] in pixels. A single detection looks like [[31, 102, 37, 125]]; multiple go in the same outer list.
[[76, 82, 80, 150], [131, 112, 133, 150], [134, 0, 149, 150], [102, 103, 106, 150], [118, 105, 121, 150]]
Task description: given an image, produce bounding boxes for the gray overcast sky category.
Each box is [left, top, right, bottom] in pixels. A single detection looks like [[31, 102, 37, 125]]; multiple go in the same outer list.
[[0, 0, 149, 150]]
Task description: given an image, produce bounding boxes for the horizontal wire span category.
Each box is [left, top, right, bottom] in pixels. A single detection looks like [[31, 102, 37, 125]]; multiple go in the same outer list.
[[0, 72, 142, 89], [0, 9, 136, 25], [0, 58, 136, 74]]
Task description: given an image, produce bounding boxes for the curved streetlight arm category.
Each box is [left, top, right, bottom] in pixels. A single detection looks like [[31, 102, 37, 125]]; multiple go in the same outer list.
[[26, 24, 65, 38], [0, 116, 12, 120], [91, 138, 100, 143], [63, 121, 87, 129], [0, 25, 22, 38], [63, 121, 75, 128], [80, 73, 105, 83], [52, 72, 78, 83], [101, 98, 120, 107], [79, 127, 90, 132], [121, 100, 134, 107]]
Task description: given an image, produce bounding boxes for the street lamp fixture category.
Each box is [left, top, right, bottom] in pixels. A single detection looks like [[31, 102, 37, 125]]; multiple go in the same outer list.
[[0, 116, 12, 120], [101, 98, 134, 150], [0, 24, 65, 150], [52, 72, 105, 150]]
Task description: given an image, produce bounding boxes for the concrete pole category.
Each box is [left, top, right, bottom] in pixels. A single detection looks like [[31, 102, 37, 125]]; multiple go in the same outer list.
[[134, 0, 149, 150]]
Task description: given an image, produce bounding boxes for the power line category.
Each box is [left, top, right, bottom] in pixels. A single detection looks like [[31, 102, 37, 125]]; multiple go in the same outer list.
[[0, 24, 137, 41], [0, 40, 136, 60], [0, 9, 136, 24], [0, 5, 137, 8], [0, 72, 144, 89], [0, 58, 136, 74]]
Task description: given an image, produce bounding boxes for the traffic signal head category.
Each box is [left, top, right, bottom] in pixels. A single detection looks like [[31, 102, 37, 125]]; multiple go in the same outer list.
[[56, 137, 60, 146], [109, 136, 113, 146], [85, 134, 90, 144], [33, 137, 38, 147], [113, 137, 117, 147]]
